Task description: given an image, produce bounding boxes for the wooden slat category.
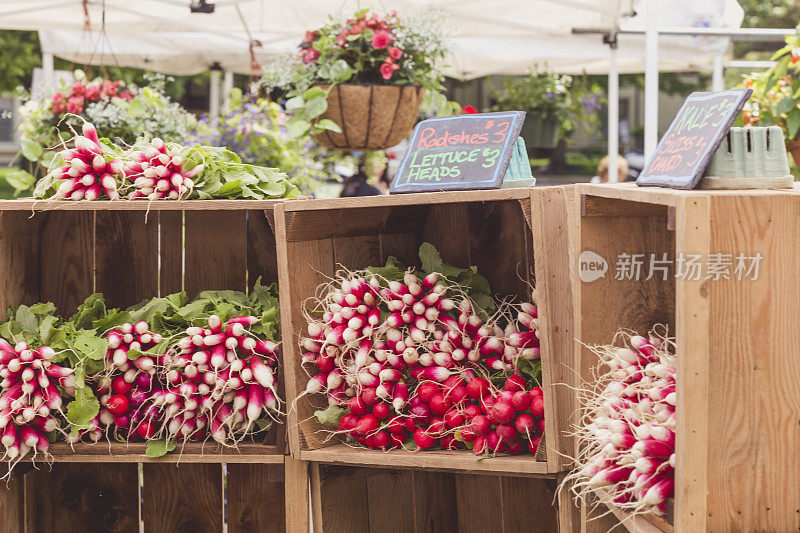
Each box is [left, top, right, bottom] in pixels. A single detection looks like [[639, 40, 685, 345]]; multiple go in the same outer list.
[[455, 475, 503, 533], [531, 187, 577, 471], [276, 202, 336, 453], [705, 196, 800, 531], [411, 471, 457, 532], [577, 182, 800, 207], [581, 195, 669, 218], [502, 476, 559, 532], [38, 442, 282, 462], [285, 457, 310, 533], [184, 210, 247, 297], [333, 234, 382, 270], [557, 472, 582, 533], [300, 444, 550, 476], [379, 232, 420, 267], [158, 211, 183, 295], [227, 463, 285, 533], [468, 200, 531, 300], [39, 211, 93, 314], [25, 464, 139, 533], [367, 471, 416, 532], [282, 187, 534, 213], [95, 211, 159, 309], [0, 472, 24, 533], [0, 211, 41, 320], [142, 464, 222, 533], [0, 199, 287, 211], [313, 466, 370, 532], [247, 209, 280, 287], [422, 204, 471, 266], [673, 195, 711, 532]]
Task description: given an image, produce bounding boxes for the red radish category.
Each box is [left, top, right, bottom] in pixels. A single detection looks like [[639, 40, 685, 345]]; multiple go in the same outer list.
[[511, 390, 531, 412], [470, 414, 490, 436], [514, 413, 536, 436], [491, 401, 515, 425], [466, 377, 489, 399], [429, 393, 451, 416], [504, 374, 526, 392], [372, 402, 390, 419], [413, 428, 436, 449], [530, 397, 545, 418]]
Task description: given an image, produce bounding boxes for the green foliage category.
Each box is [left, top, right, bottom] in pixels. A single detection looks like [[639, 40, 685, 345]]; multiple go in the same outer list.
[[146, 439, 177, 458], [0, 31, 40, 94], [315, 404, 347, 427], [735, 28, 800, 141], [491, 71, 604, 139]]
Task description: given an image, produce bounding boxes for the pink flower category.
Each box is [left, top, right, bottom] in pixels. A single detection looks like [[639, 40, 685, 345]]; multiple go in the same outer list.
[[388, 47, 403, 60], [302, 48, 320, 63], [380, 62, 394, 80], [371, 29, 394, 49], [119, 90, 134, 101], [101, 80, 118, 96], [52, 92, 64, 104], [302, 30, 318, 44], [85, 85, 100, 101]]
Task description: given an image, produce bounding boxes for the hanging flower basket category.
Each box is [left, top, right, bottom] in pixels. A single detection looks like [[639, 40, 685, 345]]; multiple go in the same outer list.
[[314, 83, 424, 150], [520, 112, 560, 150]]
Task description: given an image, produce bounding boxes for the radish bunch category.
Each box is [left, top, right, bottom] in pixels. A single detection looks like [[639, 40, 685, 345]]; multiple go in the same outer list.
[[53, 122, 123, 200], [566, 328, 675, 516], [122, 138, 201, 200], [304, 266, 545, 456], [155, 315, 280, 445], [0, 339, 75, 470], [85, 321, 167, 441]]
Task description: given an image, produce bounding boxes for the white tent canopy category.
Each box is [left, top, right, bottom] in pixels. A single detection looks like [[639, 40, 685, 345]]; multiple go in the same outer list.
[[7, 0, 633, 79]]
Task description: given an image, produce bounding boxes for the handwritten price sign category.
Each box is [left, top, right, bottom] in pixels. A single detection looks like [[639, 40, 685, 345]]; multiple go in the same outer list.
[[637, 89, 751, 189], [391, 111, 525, 193]]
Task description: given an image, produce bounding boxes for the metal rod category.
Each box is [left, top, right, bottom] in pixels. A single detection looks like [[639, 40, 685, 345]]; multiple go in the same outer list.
[[608, 44, 619, 183], [643, 0, 659, 160], [572, 26, 795, 41]]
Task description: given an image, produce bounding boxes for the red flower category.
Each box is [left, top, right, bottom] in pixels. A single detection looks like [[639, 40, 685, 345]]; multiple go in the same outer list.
[[371, 29, 394, 49], [70, 81, 86, 96], [302, 48, 320, 63], [101, 80, 119, 96], [52, 92, 64, 104], [388, 47, 403, 60], [85, 85, 100, 101], [303, 30, 318, 43], [380, 62, 395, 80], [461, 105, 479, 114], [119, 90, 134, 101]]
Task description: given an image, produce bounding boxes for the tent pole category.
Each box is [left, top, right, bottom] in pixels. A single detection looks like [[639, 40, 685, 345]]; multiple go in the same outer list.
[[222, 71, 234, 109], [644, 0, 659, 159], [209, 67, 221, 121], [42, 52, 54, 87], [608, 41, 619, 183], [712, 55, 724, 91]]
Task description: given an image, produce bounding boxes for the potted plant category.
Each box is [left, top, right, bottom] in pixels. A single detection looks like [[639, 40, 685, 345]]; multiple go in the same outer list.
[[262, 9, 448, 150], [491, 71, 603, 151], [737, 28, 800, 166]]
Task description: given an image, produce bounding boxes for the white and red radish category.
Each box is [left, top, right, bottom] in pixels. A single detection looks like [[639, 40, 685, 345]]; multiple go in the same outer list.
[[52, 122, 123, 200], [564, 327, 676, 516], [122, 138, 201, 200]]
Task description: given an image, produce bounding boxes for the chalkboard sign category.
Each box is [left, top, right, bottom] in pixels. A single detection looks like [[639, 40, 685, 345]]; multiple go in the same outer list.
[[637, 88, 752, 189], [390, 111, 525, 193]]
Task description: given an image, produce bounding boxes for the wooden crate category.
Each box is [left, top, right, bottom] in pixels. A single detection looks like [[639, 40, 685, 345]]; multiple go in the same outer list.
[[308, 464, 562, 533], [0, 199, 293, 533], [275, 187, 577, 479], [574, 183, 800, 532]]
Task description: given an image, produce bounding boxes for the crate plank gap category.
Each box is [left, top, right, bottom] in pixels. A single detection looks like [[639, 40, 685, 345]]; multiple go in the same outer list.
[[574, 183, 800, 532], [276, 187, 577, 478], [0, 199, 291, 533]]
